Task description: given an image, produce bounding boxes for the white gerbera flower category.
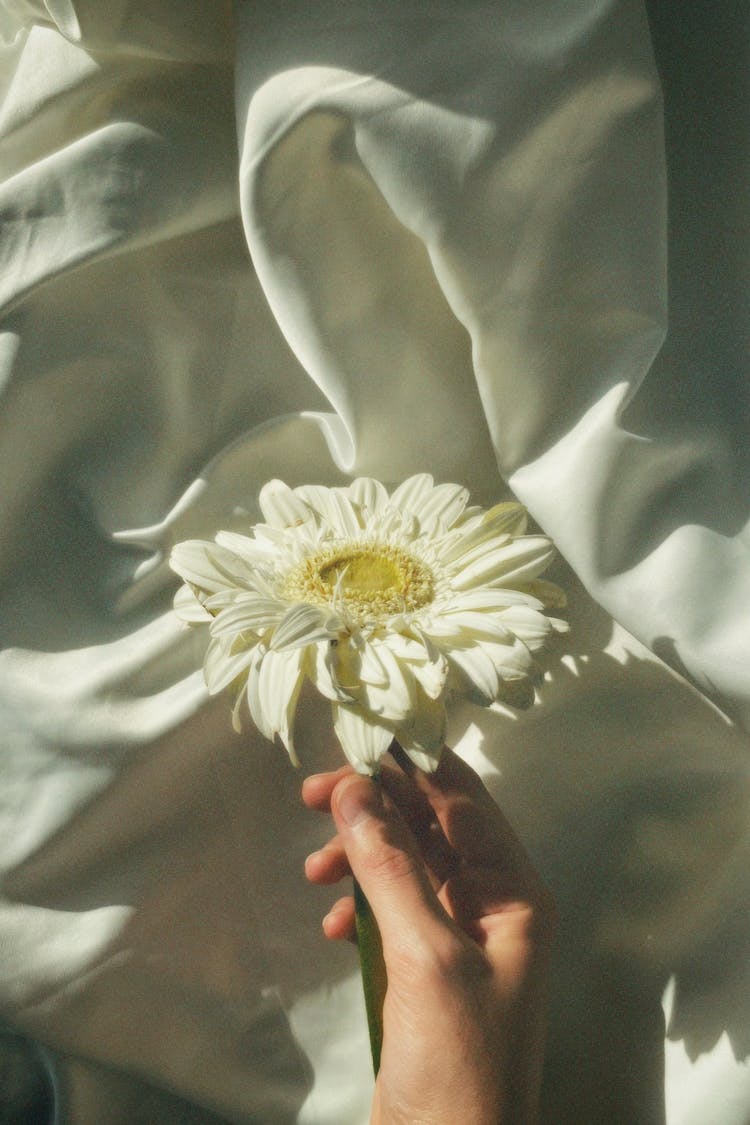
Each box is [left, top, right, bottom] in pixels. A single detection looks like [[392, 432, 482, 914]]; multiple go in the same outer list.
[[170, 474, 567, 775]]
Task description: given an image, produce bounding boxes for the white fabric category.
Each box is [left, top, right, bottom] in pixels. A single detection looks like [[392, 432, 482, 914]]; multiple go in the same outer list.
[[0, 2, 748, 1122]]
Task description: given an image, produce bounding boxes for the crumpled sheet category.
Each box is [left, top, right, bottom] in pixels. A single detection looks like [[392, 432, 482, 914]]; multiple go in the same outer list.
[[0, 1, 748, 1122]]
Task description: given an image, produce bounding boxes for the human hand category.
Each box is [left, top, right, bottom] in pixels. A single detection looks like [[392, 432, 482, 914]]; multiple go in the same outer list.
[[302, 747, 556, 1125]]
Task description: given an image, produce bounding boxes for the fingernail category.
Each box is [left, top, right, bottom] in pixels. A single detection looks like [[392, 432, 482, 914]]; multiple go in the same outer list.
[[304, 850, 321, 873], [335, 775, 379, 828]]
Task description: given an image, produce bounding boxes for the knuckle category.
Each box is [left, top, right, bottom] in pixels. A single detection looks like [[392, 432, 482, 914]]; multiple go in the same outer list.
[[439, 942, 491, 989], [507, 894, 558, 962], [360, 836, 417, 887], [411, 934, 489, 991]]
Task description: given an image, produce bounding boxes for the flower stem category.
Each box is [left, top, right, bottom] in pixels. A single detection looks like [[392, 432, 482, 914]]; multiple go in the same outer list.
[[354, 742, 413, 1074], [354, 874, 386, 1074]]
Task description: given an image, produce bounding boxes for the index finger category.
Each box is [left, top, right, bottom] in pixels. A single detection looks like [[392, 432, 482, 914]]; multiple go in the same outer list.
[[408, 747, 536, 886]]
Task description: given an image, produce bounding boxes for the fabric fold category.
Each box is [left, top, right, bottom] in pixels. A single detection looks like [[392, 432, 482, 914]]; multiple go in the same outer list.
[[0, 2, 747, 1122]]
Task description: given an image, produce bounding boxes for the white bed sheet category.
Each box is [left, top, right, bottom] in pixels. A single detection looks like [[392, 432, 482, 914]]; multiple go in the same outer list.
[[0, 2, 748, 1121]]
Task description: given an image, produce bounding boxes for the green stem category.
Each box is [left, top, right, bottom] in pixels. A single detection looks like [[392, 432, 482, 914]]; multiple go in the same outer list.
[[354, 743, 412, 1075], [354, 875, 387, 1074]]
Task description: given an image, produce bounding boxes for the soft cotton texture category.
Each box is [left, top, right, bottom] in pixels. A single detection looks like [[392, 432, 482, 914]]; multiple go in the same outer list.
[[0, 2, 748, 1122]]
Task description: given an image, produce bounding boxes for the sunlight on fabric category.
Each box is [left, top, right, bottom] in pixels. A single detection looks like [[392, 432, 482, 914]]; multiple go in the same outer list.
[[664, 978, 750, 1125]]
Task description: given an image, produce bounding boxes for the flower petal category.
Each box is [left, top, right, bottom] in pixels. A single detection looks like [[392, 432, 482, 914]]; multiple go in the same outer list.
[[513, 578, 568, 609], [259, 479, 315, 529], [252, 523, 294, 548], [332, 703, 393, 775], [450, 536, 555, 591], [415, 482, 470, 536], [294, 485, 361, 538], [405, 659, 448, 706], [246, 649, 266, 735], [481, 637, 537, 681], [356, 642, 416, 722], [312, 641, 356, 702], [376, 632, 448, 700], [170, 540, 254, 594], [376, 631, 426, 662], [347, 477, 389, 522], [367, 504, 418, 542], [420, 611, 514, 644], [410, 656, 448, 700], [438, 502, 527, 565], [484, 501, 528, 535], [204, 637, 256, 694], [496, 605, 560, 651], [349, 633, 389, 687], [440, 588, 546, 613], [395, 687, 446, 772], [210, 596, 284, 637], [173, 582, 212, 623], [403, 622, 442, 664], [215, 530, 275, 564], [449, 505, 484, 533], [271, 603, 338, 651], [389, 473, 435, 513], [446, 644, 499, 703], [400, 743, 443, 773], [231, 686, 245, 733], [247, 648, 305, 765], [442, 536, 512, 581]]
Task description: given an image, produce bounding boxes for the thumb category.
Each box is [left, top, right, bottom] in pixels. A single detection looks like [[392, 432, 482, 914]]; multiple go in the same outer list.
[[331, 773, 448, 955]]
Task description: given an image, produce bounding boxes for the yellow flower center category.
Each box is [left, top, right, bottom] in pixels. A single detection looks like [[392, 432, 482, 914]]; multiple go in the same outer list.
[[281, 541, 434, 623]]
